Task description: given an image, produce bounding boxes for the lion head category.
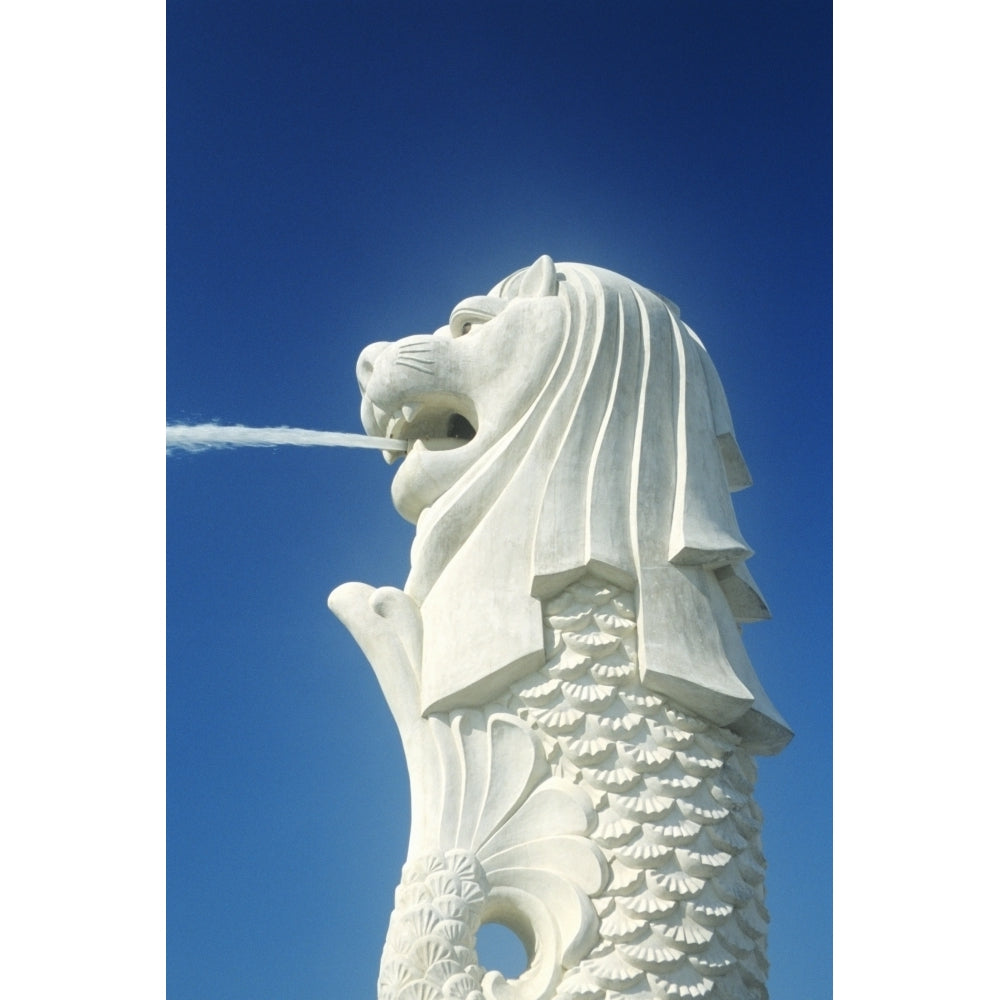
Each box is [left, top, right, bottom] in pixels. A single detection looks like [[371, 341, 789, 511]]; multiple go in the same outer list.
[[355, 257, 790, 754]]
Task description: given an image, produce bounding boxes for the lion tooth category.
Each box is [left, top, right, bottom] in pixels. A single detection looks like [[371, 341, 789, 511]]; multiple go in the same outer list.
[[401, 403, 421, 424], [382, 449, 401, 465]]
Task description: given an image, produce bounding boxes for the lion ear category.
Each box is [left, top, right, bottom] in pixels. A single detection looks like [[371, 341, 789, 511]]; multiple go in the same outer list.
[[518, 255, 559, 298]]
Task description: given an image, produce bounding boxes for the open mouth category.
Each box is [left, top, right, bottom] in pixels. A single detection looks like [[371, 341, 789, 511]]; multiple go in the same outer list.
[[382, 400, 477, 464]]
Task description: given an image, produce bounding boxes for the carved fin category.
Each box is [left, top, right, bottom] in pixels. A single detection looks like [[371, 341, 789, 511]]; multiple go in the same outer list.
[[327, 583, 422, 734]]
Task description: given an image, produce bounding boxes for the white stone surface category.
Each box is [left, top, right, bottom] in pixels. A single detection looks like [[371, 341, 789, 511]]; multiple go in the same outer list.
[[330, 258, 791, 1000]]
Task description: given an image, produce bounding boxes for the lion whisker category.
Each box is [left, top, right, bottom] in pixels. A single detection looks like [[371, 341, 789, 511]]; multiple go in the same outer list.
[[396, 358, 435, 374]]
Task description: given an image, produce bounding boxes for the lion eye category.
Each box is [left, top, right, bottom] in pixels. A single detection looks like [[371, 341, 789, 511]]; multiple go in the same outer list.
[[449, 295, 507, 338], [450, 314, 485, 338]]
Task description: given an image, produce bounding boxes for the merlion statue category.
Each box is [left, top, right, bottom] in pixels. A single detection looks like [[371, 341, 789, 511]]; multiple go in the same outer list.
[[329, 256, 791, 1000]]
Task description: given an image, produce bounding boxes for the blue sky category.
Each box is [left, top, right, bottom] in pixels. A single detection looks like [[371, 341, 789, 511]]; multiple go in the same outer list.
[[167, 3, 831, 998]]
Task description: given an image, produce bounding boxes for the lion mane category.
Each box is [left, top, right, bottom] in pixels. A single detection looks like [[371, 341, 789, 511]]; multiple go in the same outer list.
[[356, 256, 789, 755]]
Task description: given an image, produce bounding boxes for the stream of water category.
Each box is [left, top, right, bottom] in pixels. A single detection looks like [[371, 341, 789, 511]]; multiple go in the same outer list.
[[166, 423, 404, 455]]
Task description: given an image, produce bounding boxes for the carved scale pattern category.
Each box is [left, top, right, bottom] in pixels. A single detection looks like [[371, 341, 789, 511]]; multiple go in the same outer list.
[[379, 850, 490, 1000], [373, 574, 770, 1000], [498, 575, 770, 1000]]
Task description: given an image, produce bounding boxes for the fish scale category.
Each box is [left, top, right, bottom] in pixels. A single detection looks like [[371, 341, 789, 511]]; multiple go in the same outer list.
[[500, 575, 770, 1000]]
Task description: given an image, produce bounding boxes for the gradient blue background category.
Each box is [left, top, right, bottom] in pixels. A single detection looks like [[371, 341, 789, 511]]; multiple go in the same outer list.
[[167, 3, 831, 997]]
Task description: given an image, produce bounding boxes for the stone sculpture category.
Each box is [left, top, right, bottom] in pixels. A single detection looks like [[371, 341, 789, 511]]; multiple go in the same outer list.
[[330, 257, 791, 1000]]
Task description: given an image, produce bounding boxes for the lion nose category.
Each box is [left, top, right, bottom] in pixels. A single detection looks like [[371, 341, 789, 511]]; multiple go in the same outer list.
[[356, 341, 391, 393]]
